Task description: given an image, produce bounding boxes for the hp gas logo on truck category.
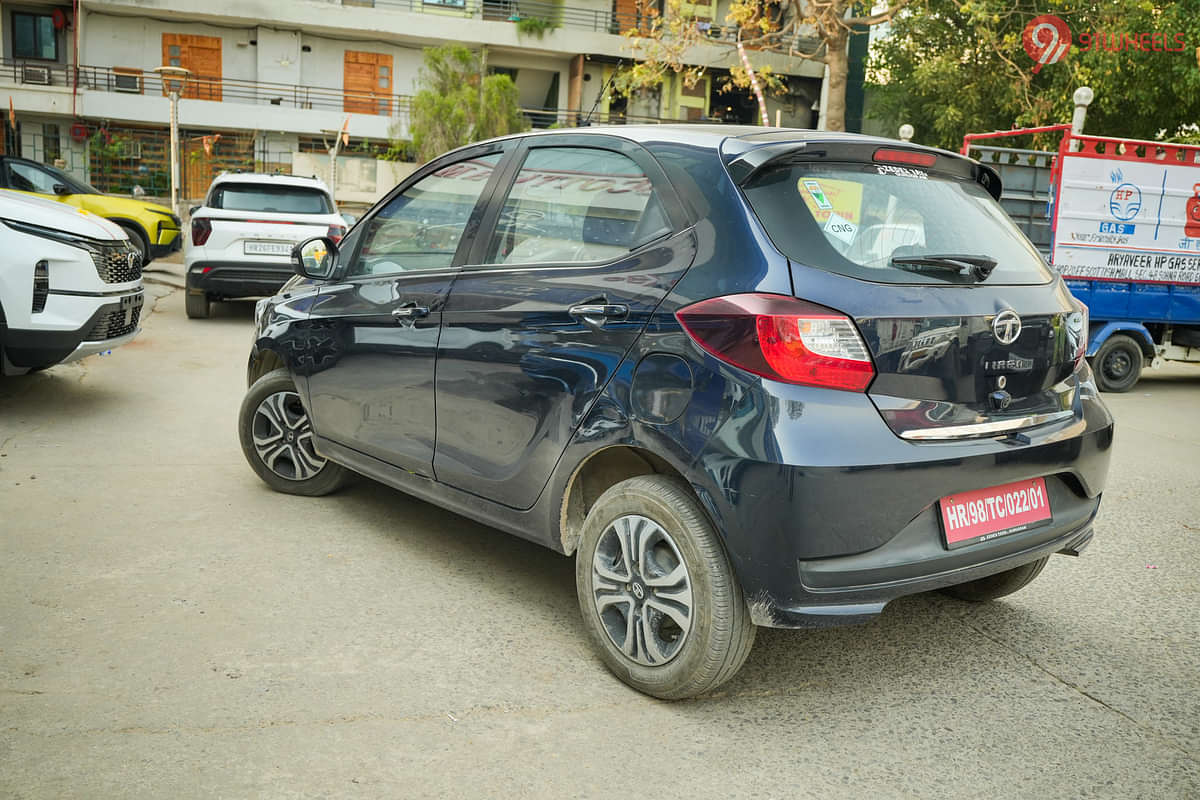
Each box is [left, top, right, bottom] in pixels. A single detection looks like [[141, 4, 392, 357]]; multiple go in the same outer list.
[[992, 311, 1023, 345]]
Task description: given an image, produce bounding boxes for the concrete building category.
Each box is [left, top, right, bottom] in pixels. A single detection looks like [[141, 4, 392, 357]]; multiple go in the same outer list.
[[0, 0, 825, 205]]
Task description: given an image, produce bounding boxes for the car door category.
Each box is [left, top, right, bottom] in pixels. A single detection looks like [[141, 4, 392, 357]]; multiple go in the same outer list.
[[301, 145, 508, 475], [433, 135, 696, 508]]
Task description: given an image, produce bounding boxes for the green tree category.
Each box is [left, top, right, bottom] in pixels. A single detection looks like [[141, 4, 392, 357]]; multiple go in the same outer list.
[[408, 45, 527, 163], [868, 1, 1200, 151]]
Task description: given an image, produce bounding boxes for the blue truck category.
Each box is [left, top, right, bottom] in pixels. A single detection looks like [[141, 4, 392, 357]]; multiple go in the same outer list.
[[965, 129, 1200, 392]]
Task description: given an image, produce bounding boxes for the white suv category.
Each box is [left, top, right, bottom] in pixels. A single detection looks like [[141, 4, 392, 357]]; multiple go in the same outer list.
[[184, 174, 343, 319], [0, 190, 143, 375]]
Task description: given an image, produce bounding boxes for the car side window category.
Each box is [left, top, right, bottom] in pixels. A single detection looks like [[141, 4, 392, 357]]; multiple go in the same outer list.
[[485, 146, 670, 266], [346, 152, 502, 277], [8, 162, 60, 194]]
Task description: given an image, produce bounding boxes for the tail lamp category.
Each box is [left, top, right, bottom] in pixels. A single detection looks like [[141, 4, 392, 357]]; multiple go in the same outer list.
[[676, 294, 875, 392], [191, 217, 212, 246], [326, 224, 346, 244], [1070, 304, 1089, 371]]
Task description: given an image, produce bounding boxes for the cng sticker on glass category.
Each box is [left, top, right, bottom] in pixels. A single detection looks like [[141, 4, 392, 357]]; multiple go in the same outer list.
[[802, 180, 833, 210], [823, 212, 857, 245], [799, 178, 864, 227]]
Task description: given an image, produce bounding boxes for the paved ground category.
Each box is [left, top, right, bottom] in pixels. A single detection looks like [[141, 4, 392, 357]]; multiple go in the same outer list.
[[2, 284, 1198, 799]]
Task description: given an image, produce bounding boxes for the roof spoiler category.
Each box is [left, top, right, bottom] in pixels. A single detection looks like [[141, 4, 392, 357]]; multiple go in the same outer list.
[[725, 140, 1002, 201]]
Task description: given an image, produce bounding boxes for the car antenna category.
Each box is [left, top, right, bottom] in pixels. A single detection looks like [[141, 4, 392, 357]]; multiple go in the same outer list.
[[582, 59, 621, 126]]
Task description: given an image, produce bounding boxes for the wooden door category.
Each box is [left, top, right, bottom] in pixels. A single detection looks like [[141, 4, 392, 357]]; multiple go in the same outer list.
[[344, 51, 393, 116], [162, 34, 223, 101]]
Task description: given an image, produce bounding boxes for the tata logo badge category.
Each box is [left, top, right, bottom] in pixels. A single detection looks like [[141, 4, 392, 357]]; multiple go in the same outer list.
[[993, 310, 1022, 345], [127, 252, 139, 271]]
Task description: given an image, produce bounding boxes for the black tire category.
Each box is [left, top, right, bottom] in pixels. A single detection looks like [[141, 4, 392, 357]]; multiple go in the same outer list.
[[940, 556, 1050, 602], [185, 291, 211, 319], [116, 222, 150, 267], [238, 368, 350, 496], [1092, 334, 1143, 393], [575, 475, 756, 699]]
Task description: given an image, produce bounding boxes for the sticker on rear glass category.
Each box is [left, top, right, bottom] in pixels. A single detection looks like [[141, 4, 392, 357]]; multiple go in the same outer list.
[[823, 212, 857, 245], [875, 164, 929, 180], [801, 180, 833, 210]]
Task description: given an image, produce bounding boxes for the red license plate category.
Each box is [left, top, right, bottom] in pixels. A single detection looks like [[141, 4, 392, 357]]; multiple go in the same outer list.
[[939, 478, 1052, 549]]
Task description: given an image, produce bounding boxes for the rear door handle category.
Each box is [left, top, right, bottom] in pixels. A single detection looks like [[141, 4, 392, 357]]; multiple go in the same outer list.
[[392, 305, 429, 321], [569, 304, 628, 328]]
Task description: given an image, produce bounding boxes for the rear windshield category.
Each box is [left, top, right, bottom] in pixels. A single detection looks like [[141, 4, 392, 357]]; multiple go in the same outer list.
[[741, 163, 1053, 285], [209, 183, 332, 214]]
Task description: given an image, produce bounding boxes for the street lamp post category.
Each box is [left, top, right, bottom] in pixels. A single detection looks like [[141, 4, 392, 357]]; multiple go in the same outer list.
[[153, 66, 190, 218]]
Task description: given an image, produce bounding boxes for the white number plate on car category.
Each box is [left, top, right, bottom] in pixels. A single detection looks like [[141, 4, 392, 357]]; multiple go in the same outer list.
[[244, 241, 294, 256]]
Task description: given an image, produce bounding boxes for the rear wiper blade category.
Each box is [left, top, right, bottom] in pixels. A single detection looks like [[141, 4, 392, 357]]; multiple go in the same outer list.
[[890, 254, 998, 281]]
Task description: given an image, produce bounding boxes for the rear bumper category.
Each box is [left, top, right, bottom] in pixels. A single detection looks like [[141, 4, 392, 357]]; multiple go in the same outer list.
[[764, 494, 1099, 628], [691, 372, 1114, 629], [188, 261, 293, 299]]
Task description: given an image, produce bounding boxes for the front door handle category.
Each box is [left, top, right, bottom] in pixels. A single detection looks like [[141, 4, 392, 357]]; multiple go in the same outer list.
[[569, 303, 628, 328], [392, 305, 430, 321]]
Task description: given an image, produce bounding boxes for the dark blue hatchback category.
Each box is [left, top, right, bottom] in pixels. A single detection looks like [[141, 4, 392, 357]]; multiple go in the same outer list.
[[238, 126, 1113, 698]]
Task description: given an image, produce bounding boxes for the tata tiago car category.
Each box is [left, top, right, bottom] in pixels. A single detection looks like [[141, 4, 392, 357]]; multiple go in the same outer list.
[[236, 127, 1113, 698]]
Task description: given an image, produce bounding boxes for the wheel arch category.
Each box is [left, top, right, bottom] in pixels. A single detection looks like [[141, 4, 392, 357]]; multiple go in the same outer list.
[[1087, 322, 1155, 357], [247, 345, 286, 387], [558, 444, 701, 556]]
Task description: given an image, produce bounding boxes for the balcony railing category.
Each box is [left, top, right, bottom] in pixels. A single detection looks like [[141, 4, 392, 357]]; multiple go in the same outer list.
[[1, 60, 722, 130], [346, 0, 671, 35]]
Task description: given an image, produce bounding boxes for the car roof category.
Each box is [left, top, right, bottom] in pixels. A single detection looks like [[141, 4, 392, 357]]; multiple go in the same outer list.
[[210, 172, 332, 191], [473, 124, 968, 164]]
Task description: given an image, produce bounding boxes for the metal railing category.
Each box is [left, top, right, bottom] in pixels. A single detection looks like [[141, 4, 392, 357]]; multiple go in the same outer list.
[[0, 59, 415, 117], [2, 60, 723, 129], [343, 0, 742, 36]]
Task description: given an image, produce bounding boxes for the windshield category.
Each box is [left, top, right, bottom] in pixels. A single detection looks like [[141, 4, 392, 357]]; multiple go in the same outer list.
[[741, 162, 1053, 285], [43, 162, 100, 194], [209, 184, 333, 214]]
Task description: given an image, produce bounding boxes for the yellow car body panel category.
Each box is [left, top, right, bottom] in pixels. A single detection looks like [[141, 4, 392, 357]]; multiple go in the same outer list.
[[15, 189, 182, 263]]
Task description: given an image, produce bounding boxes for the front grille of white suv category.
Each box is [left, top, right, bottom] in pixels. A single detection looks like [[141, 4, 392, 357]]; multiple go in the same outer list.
[[92, 241, 143, 284]]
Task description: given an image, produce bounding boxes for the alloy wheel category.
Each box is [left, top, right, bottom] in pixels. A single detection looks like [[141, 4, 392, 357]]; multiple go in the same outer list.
[[591, 514, 694, 666], [251, 390, 326, 481]]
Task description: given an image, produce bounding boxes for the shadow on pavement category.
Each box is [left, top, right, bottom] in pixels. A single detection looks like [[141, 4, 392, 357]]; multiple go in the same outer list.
[[313, 469, 1024, 702]]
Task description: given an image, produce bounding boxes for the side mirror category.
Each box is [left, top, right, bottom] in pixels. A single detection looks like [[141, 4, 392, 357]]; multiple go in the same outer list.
[[52, 183, 70, 196], [292, 236, 339, 280]]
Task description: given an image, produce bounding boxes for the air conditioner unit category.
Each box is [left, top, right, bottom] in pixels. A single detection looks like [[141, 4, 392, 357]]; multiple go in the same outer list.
[[21, 65, 52, 86], [113, 72, 142, 93]]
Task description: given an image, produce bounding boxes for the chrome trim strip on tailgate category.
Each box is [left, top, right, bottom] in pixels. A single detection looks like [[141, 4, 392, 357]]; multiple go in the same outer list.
[[899, 410, 1075, 441]]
